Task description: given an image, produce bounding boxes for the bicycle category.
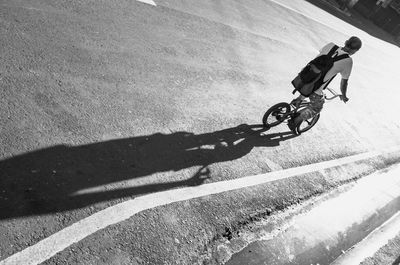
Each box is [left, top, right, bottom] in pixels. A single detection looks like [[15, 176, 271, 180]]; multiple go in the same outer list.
[[262, 88, 342, 135]]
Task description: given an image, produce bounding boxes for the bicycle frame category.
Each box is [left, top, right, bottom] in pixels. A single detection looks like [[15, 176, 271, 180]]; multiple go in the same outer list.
[[293, 87, 342, 113], [262, 87, 343, 133]]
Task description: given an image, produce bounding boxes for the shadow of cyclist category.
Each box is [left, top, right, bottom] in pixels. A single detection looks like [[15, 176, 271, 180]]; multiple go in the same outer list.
[[0, 124, 297, 219]]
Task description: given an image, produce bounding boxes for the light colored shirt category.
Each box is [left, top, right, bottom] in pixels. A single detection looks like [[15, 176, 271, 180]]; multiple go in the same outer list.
[[314, 42, 353, 95]]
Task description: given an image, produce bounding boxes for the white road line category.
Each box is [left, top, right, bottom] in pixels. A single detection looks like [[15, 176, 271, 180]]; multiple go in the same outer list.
[[136, 0, 156, 6], [1, 146, 400, 265]]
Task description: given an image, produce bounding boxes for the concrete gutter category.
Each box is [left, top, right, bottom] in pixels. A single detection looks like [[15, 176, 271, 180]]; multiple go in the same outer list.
[[332, 212, 400, 264], [226, 164, 400, 264]]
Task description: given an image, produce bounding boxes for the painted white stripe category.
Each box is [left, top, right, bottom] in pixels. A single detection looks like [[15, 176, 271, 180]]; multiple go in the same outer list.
[[332, 211, 400, 264], [1, 146, 400, 265], [136, 0, 156, 6]]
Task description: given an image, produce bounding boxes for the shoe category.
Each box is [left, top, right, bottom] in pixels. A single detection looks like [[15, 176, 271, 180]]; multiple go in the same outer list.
[[290, 98, 302, 108], [288, 118, 297, 134]]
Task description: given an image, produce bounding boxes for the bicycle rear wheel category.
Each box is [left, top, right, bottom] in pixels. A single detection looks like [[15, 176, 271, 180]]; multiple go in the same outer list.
[[262, 102, 291, 128], [296, 113, 320, 134]]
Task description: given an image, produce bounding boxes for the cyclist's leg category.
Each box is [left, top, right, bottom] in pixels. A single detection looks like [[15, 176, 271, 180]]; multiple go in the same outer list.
[[294, 93, 324, 125], [290, 94, 306, 108]]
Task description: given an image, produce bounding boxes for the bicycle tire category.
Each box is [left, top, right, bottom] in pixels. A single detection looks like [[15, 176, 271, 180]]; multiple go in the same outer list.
[[262, 102, 291, 128], [296, 113, 320, 134]]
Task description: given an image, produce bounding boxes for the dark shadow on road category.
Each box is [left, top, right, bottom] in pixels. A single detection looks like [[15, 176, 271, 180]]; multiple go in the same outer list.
[[0, 124, 297, 219], [304, 0, 399, 47]]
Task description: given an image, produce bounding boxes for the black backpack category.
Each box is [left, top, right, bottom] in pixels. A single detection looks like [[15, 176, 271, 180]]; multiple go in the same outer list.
[[292, 45, 349, 96]]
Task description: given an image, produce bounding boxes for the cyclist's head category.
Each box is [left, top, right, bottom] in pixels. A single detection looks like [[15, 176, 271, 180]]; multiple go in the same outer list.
[[344, 36, 362, 54]]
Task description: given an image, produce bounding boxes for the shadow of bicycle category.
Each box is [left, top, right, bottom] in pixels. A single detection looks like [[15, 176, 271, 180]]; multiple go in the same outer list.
[[0, 124, 297, 219]]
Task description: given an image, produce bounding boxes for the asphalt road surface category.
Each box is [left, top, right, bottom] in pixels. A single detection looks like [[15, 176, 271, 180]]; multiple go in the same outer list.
[[1, 0, 400, 264]]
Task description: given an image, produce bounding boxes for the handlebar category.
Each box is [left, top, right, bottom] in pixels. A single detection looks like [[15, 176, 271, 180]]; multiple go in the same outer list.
[[324, 87, 342, 101]]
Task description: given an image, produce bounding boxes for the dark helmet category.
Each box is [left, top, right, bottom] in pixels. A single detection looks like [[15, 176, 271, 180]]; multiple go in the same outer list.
[[345, 36, 362, 51]]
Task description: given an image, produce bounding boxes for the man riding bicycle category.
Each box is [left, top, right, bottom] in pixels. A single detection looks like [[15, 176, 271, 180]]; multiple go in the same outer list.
[[288, 36, 362, 132]]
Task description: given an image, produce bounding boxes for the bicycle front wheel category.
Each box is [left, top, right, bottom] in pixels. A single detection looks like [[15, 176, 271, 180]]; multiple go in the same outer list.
[[296, 113, 320, 134], [262, 102, 291, 128]]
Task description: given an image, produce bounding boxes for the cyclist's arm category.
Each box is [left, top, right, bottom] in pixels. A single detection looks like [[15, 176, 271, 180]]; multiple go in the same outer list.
[[339, 59, 352, 103], [340, 79, 349, 102]]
